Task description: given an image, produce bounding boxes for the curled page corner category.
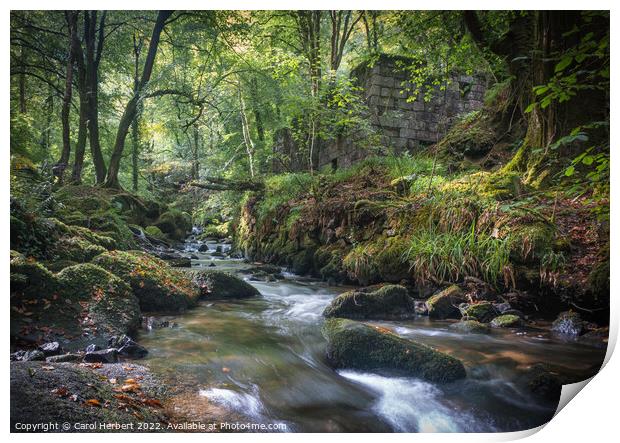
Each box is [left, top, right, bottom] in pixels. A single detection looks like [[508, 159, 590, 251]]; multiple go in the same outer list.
[[554, 377, 593, 417]]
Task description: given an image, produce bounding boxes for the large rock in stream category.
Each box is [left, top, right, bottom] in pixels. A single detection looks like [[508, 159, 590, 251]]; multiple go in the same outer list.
[[425, 285, 465, 319], [93, 250, 199, 312], [323, 285, 415, 319], [192, 270, 260, 299], [322, 318, 466, 383]]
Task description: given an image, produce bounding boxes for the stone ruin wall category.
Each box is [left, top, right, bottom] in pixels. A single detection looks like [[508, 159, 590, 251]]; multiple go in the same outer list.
[[272, 55, 488, 173], [318, 55, 487, 170]]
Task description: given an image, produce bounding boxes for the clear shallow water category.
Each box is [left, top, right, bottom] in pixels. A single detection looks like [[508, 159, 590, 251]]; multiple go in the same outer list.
[[139, 240, 606, 432]]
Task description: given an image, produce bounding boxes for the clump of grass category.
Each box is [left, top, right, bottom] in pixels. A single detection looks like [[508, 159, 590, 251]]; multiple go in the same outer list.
[[257, 172, 318, 221], [404, 224, 512, 287], [324, 154, 441, 185]]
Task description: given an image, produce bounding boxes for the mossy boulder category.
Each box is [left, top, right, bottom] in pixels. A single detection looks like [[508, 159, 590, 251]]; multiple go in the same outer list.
[[10, 251, 59, 299], [449, 320, 490, 334], [490, 314, 523, 328], [52, 236, 107, 263], [154, 210, 192, 241], [56, 264, 141, 336], [323, 285, 415, 319], [93, 250, 199, 312], [41, 259, 79, 273], [145, 225, 167, 241], [460, 301, 499, 323], [551, 311, 584, 336], [11, 259, 141, 349], [322, 318, 466, 383], [192, 270, 260, 299], [425, 285, 465, 319]]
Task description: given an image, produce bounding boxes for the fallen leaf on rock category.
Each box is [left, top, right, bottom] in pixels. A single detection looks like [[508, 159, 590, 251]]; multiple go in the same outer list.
[[41, 366, 55, 371], [52, 387, 69, 397], [142, 398, 163, 408], [84, 399, 101, 407]]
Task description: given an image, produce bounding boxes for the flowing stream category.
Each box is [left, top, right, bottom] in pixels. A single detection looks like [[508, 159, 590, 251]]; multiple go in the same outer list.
[[138, 238, 606, 433]]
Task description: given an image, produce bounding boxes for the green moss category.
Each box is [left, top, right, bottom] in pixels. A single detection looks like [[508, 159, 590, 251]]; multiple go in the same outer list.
[[155, 209, 192, 241], [425, 285, 465, 319], [449, 320, 490, 334], [436, 110, 495, 161], [323, 285, 414, 319], [587, 246, 609, 301], [51, 236, 106, 263], [56, 263, 141, 335], [322, 318, 466, 383], [461, 302, 499, 323], [144, 225, 166, 240], [93, 250, 199, 312], [342, 237, 410, 285], [490, 314, 523, 328], [192, 270, 260, 299], [41, 259, 78, 273], [10, 252, 59, 299], [199, 221, 231, 239], [505, 221, 555, 264]]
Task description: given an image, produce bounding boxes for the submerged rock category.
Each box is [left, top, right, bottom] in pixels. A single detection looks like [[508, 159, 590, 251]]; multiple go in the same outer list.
[[425, 285, 465, 319], [322, 318, 466, 383], [490, 314, 523, 328], [192, 270, 260, 299], [551, 311, 584, 336], [449, 320, 490, 334], [460, 301, 499, 323], [198, 244, 209, 252], [522, 363, 562, 402], [93, 250, 199, 312], [323, 285, 415, 319]]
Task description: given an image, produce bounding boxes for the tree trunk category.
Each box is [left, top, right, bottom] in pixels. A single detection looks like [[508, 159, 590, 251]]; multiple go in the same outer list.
[[18, 46, 26, 113], [69, 12, 89, 184], [86, 11, 107, 184], [104, 11, 173, 189], [55, 12, 75, 184], [238, 84, 255, 178], [131, 32, 143, 192], [192, 125, 200, 180], [71, 93, 88, 184]]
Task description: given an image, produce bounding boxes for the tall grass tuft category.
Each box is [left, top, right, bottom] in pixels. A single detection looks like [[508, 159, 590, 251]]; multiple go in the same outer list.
[[404, 224, 512, 286]]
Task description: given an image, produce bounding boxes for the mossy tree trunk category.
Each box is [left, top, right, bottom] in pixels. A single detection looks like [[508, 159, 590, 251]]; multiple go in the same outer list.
[[104, 11, 172, 189], [465, 11, 608, 185]]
